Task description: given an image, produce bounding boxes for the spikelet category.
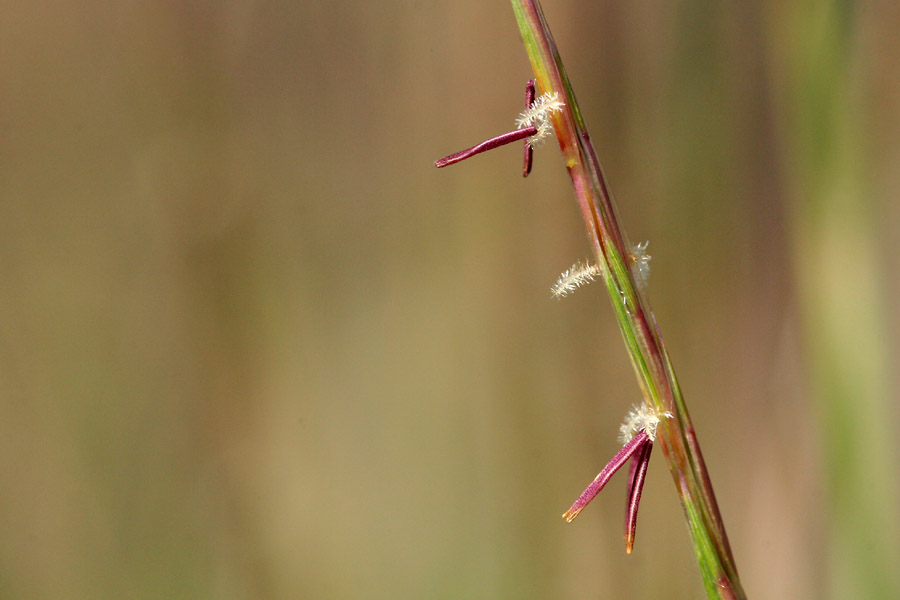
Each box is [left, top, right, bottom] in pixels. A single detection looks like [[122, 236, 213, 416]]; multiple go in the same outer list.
[[630, 241, 651, 288], [516, 92, 564, 146], [552, 260, 600, 299], [619, 404, 672, 443]]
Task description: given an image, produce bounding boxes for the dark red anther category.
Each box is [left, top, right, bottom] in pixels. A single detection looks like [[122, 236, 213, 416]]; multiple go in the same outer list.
[[624, 439, 652, 554], [523, 79, 535, 177], [562, 430, 650, 523], [434, 126, 537, 168]]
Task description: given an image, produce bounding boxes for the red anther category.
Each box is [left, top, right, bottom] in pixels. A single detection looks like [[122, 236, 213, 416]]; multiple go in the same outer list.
[[434, 126, 538, 168], [624, 439, 652, 554], [523, 79, 536, 177]]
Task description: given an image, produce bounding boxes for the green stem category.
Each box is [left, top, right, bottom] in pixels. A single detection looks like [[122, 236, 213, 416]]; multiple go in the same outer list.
[[509, 2, 745, 598]]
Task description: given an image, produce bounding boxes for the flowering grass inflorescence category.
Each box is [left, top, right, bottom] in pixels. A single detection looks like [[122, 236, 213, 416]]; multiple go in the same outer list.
[[434, 2, 747, 597]]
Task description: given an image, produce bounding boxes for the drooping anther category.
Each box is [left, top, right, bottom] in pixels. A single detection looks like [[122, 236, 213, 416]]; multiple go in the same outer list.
[[433, 80, 562, 171], [523, 79, 535, 177], [624, 438, 652, 554], [434, 126, 538, 168], [562, 429, 650, 523]]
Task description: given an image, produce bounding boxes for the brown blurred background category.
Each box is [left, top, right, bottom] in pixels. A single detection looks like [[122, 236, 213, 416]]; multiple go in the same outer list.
[[1, 1, 898, 598]]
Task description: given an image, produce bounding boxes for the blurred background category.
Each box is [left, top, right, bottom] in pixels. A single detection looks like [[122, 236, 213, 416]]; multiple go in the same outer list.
[[1, 1, 898, 598]]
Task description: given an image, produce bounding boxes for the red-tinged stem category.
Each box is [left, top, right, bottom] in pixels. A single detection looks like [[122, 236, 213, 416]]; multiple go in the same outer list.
[[510, 1, 745, 598]]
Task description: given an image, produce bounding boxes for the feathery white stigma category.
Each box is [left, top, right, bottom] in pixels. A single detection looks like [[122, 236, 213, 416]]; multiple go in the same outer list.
[[516, 92, 564, 145], [551, 260, 600, 298], [631, 241, 651, 288], [619, 404, 672, 443]]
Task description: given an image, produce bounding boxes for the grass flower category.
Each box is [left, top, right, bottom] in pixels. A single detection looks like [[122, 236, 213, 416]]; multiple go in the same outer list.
[[563, 405, 670, 553], [630, 241, 651, 289], [551, 260, 600, 298], [434, 80, 562, 172]]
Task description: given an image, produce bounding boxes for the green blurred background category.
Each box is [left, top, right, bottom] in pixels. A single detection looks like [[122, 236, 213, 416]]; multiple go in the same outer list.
[[1, 1, 898, 598]]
